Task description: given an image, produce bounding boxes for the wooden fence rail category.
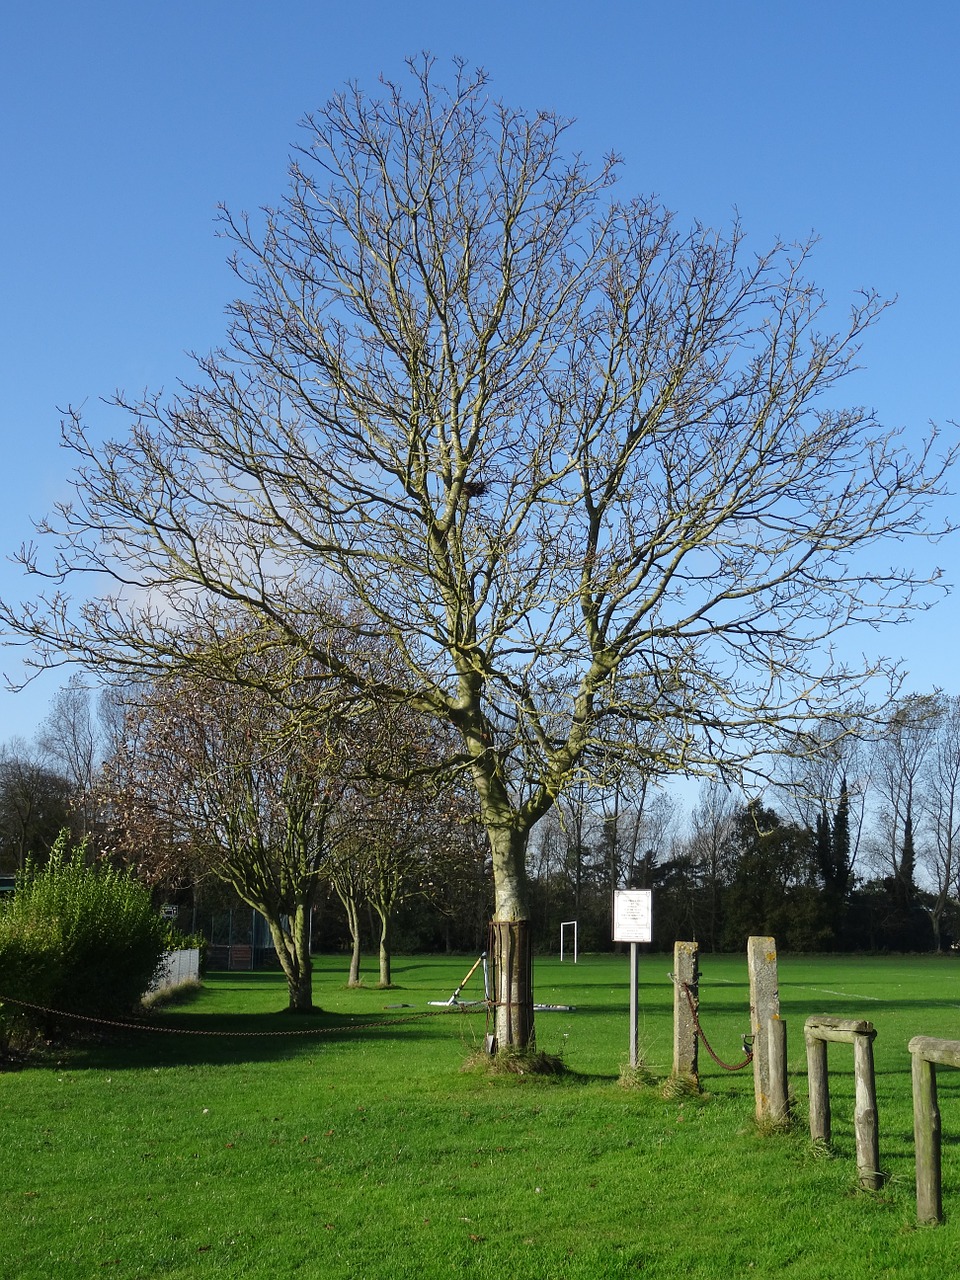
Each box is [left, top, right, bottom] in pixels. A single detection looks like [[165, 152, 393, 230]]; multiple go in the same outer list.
[[804, 1015, 881, 1190]]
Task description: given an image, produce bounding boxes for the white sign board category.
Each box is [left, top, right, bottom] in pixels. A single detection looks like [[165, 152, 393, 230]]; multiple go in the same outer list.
[[613, 890, 653, 943]]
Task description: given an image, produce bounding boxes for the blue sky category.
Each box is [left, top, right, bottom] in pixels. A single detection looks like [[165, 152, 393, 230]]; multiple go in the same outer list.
[[1, 0, 957, 746]]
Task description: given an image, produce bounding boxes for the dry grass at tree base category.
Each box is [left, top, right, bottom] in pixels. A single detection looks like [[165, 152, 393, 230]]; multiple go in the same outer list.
[[460, 1045, 568, 1076]]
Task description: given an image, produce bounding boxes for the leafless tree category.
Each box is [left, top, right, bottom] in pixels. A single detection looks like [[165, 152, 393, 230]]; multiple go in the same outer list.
[[773, 725, 868, 879], [916, 694, 960, 949], [327, 840, 368, 988], [0, 740, 76, 873], [865, 693, 941, 894], [3, 59, 955, 1047], [682, 782, 740, 950], [37, 674, 101, 835], [330, 712, 482, 987], [101, 643, 353, 1012]]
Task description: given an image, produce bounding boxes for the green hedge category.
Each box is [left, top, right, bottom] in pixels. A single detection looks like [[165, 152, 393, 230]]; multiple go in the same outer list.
[[0, 833, 168, 1045]]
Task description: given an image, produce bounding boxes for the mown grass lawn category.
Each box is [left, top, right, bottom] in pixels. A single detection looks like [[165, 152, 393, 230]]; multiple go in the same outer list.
[[2, 952, 960, 1278]]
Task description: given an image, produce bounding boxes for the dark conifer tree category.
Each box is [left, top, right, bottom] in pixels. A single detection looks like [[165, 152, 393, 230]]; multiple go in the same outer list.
[[815, 809, 832, 885], [897, 801, 917, 909], [830, 777, 852, 900]]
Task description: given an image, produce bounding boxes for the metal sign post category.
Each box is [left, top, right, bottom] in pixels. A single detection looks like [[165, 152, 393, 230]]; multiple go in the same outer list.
[[613, 890, 653, 1068]]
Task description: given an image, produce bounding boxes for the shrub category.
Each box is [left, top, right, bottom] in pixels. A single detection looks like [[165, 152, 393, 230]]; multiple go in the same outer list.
[[0, 832, 168, 1044], [0, 914, 65, 1052]]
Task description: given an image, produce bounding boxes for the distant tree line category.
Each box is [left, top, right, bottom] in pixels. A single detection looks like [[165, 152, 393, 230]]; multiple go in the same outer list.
[[3, 682, 959, 963], [525, 784, 948, 955], [521, 691, 960, 954]]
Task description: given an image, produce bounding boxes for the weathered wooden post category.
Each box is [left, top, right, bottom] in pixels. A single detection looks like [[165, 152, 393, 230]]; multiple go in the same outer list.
[[767, 1015, 790, 1127], [908, 1035, 960, 1224], [803, 1015, 881, 1190], [747, 936, 781, 1123], [805, 1025, 830, 1143], [672, 941, 699, 1086], [912, 1048, 941, 1224], [853, 1030, 880, 1191]]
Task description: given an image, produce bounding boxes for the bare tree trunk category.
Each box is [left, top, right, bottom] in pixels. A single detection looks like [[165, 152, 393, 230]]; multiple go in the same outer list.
[[376, 907, 392, 987], [265, 903, 317, 1012], [487, 823, 535, 1050], [930, 904, 943, 954], [342, 894, 363, 986], [490, 919, 534, 1050]]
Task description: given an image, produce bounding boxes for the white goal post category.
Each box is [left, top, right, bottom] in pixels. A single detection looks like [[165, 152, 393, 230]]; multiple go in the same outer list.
[[560, 920, 579, 963]]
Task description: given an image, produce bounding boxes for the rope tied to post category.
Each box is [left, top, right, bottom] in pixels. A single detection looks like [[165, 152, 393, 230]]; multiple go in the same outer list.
[[676, 977, 755, 1072]]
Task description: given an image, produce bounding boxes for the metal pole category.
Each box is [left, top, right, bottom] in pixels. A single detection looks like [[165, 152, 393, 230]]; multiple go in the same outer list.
[[629, 941, 640, 1068]]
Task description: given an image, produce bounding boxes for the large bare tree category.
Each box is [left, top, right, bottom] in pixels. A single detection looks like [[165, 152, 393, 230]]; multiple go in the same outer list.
[[3, 59, 955, 1047], [866, 693, 942, 891]]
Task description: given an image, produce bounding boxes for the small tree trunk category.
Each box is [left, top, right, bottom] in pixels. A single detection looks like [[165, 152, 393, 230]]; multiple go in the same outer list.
[[286, 966, 314, 1012], [377, 908, 392, 987], [343, 895, 363, 986], [481, 818, 535, 1051], [930, 903, 943, 953], [265, 903, 316, 1012]]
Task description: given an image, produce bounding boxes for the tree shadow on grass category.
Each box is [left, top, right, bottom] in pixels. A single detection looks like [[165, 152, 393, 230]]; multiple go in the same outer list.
[[780, 993, 960, 1017], [5, 998, 479, 1072]]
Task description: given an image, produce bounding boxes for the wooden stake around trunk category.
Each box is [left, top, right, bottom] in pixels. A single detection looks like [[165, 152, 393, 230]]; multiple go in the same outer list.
[[767, 1016, 790, 1128], [489, 919, 534, 1052]]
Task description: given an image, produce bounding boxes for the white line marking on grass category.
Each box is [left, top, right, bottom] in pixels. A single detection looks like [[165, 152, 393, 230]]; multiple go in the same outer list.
[[796, 986, 881, 1002], [700, 977, 883, 1002]]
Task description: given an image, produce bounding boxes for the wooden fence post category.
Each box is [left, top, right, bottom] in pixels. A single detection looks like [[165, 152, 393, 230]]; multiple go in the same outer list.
[[907, 1035, 960, 1224], [853, 1031, 881, 1191], [747, 936, 780, 1122], [803, 1016, 880, 1190], [672, 941, 699, 1086], [912, 1052, 941, 1223], [805, 1027, 830, 1144], [767, 1016, 790, 1127]]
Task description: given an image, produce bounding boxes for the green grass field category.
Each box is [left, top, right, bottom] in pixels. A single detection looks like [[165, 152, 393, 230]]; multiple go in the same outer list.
[[3, 952, 960, 1278]]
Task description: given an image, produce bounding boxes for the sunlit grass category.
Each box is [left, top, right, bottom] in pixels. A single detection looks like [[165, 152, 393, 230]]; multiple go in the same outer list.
[[2, 953, 959, 1278]]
